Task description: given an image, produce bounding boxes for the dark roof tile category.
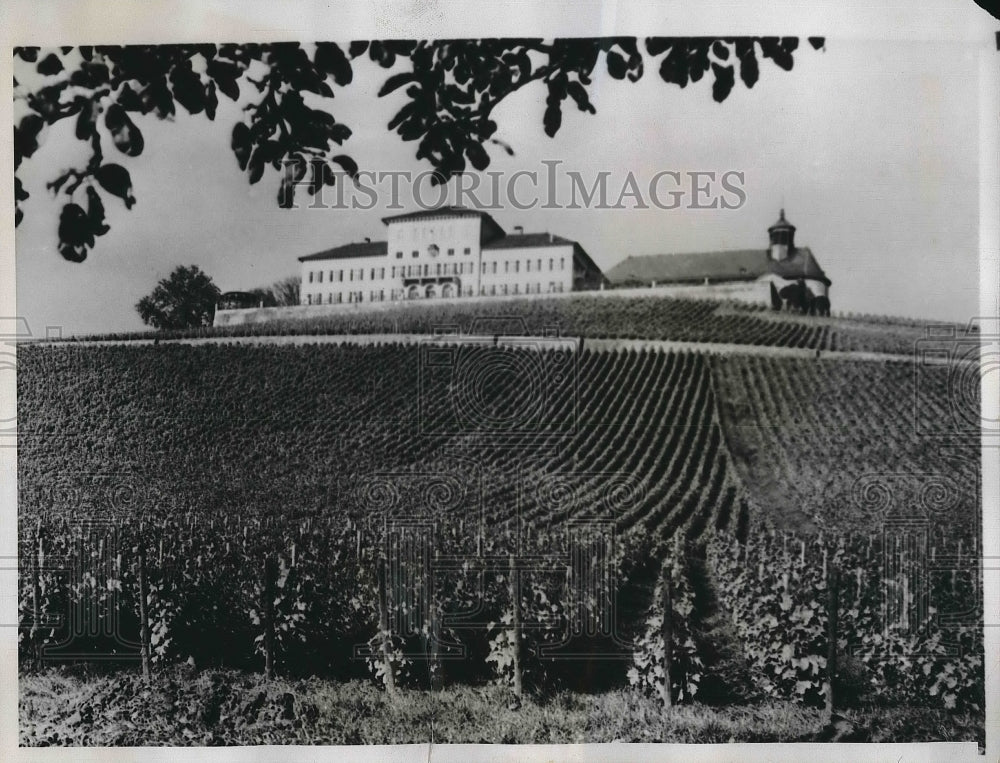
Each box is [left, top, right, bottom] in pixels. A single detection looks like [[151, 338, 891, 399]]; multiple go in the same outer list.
[[606, 246, 830, 286], [606, 249, 771, 284], [298, 240, 388, 262]]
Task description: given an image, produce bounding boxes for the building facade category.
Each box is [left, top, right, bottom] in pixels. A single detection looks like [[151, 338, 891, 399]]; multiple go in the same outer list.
[[299, 207, 605, 306], [604, 209, 832, 315]]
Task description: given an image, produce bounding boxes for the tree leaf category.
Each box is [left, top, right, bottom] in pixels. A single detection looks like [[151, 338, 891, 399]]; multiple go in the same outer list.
[[85, 186, 111, 236], [15, 114, 45, 161], [739, 47, 760, 89], [75, 100, 98, 140], [606, 50, 627, 80], [315, 43, 353, 86], [466, 142, 490, 171], [37, 53, 64, 76], [331, 155, 359, 178], [543, 104, 562, 138], [105, 104, 145, 157], [378, 71, 417, 97], [566, 81, 595, 114], [231, 123, 251, 171], [95, 164, 135, 208], [712, 63, 735, 102]]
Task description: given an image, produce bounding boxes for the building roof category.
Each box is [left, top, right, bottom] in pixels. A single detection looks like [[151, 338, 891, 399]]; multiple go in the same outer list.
[[606, 249, 771, 284], [606, 246, 830, 286], [771, 247, 830, 285], [381, 205, 495, 225], [768, 208, 795, 232], [482, 232, 575, 250], [298, 240, 388, 262]]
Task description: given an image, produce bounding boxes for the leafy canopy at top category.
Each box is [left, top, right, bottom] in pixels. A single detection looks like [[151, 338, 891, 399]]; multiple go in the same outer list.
[[14, 37, 824, 262]]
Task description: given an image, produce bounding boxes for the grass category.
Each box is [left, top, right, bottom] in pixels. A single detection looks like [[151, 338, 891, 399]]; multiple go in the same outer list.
[[19, 666, 984, 746]]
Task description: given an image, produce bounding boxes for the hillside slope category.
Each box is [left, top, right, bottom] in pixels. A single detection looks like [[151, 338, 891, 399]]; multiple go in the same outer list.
[[711, 354, 980, 544], [71, 293, 949, 356]]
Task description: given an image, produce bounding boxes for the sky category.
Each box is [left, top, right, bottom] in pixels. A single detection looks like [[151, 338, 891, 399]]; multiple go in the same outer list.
[[14, 36, 983, 335]]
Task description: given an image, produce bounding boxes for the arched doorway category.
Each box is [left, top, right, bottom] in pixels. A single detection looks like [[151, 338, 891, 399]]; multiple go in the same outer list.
[[442, 283, 455, 299], [407, 284, 421, 300], [425, 284, 437, 299]]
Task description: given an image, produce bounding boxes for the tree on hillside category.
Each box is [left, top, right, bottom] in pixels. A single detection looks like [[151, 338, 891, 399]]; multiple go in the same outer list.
[[136, 265, 221, 329], [265, 275, 301, 307], [14, 38, 824, 262]]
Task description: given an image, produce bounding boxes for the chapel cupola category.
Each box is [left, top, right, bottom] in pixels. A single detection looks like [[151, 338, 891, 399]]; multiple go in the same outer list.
[[768, 208, 796, 261]]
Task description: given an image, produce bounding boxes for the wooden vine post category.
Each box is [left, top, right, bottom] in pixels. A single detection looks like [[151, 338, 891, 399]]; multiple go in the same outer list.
[[824, 566, 840, 721], [509, 554, 523, 701], [377, 557, 396, 697], [661, 562, 674, 710], [263, 554, 276, 680], [136, 539, 152, 682], [426, 552, 443, 692], [31, 521, 42, 670]]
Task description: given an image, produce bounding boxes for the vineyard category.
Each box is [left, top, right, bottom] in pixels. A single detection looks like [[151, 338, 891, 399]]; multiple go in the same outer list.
[[711, 354, 981, 540], [19, 343, 741, 693], [66, 293, 944, 356], [16, 338, 984, 742]]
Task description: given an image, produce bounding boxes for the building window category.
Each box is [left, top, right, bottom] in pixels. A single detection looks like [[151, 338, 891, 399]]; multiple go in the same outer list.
[[317, 271, 323, 283], [513, 284, 519, 295], [380, 268, 385, 279], [526, 260, 531, 273], [308, 272, 314, 283], [396, 251, 403, 259], [490, 285, 496, 296], [480, 285, 486, 295], [560, 257, 565, 270], [492, 262, 497, 274], [504, 261, 509, 273], [412, 250, 419, 258], [549, 258, 553, 271], [514, 261, 520, 273], [463, 247, 471, 255], [448, 248, 455, 256], [537, 258, 541, 270]]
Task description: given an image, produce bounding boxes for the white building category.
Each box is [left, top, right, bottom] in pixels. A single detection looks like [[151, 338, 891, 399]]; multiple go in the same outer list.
[[298, 206, 605, 306]]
